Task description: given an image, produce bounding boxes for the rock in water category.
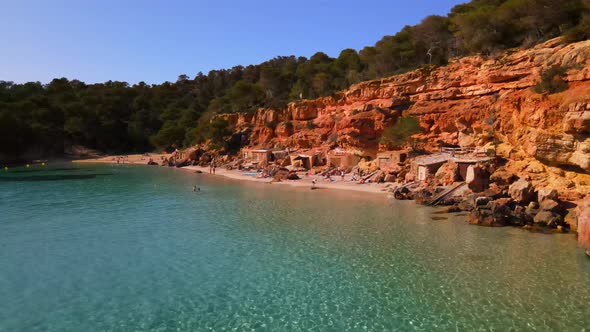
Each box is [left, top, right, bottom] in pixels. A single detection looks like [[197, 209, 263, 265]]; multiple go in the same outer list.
[[534, 211, 564, 228]]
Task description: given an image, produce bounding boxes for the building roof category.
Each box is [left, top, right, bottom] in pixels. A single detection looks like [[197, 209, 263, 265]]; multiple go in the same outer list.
[[413, 153, 451, 166]]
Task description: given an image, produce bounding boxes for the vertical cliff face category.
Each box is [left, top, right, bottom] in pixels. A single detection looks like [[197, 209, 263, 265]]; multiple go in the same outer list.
[[216, 38, 590, 197]]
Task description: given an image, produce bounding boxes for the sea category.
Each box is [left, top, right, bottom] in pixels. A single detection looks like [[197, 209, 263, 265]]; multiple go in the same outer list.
[[1, 164, 589, 331]]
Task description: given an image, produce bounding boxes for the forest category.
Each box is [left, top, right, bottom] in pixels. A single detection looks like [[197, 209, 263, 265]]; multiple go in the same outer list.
[[2, 0, 590, 160]]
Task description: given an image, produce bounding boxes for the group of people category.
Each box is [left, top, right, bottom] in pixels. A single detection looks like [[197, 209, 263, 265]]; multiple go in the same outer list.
[[113, 156, 129, 164], [324, 169, 346, 182]]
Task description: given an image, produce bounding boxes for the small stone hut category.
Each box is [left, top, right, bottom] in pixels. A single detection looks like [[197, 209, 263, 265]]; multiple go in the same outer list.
[[412, 154, 451, 181], [243, 149, 273, 164], [377, 150, 408, 169]]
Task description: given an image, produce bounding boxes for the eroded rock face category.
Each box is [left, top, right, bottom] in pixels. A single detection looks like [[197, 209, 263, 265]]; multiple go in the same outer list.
[[214, 38, 590, 197]]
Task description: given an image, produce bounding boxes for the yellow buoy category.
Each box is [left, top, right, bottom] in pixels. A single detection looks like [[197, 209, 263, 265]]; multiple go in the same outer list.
[[3, 166, 7, 171], [42, 162, 46, 166], [26, 164, 30, 168]]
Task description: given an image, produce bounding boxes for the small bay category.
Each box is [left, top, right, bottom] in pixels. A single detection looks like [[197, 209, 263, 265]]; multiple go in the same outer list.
[[1, 164, 589, 331]]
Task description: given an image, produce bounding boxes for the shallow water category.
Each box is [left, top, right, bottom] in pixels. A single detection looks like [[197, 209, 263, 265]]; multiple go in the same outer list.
[[1, 164, 589, 331]]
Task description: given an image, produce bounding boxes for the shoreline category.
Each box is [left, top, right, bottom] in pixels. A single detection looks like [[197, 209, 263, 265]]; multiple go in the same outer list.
[[73, 154, 393, 196]]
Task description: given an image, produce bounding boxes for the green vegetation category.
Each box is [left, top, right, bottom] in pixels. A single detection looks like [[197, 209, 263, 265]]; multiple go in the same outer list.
[[532, 65, 570, 94], [2, 0, 590, 160], [380, 116, 423, 150]]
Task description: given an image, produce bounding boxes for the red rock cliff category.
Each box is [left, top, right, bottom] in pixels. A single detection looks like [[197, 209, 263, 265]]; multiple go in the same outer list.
[[217, 38, 590, 197]]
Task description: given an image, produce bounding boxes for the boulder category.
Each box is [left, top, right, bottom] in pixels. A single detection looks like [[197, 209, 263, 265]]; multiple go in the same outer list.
[[434, 161, 459, 186], [482, 184, 505, 200], [525, 202, 539, 220], [539, 199, 562, 214], [393, 186, 411, 200], [534, 211, 564, 228], [466, 164, 489, 193], [563, 109, 590, 134], [475, 196, 491, 206], [384, 174, 397, 182], [512, 205, 530, 225], [537, 188, 558, 202], [491, 197, 515, 209], [577, 197, 590, 250], [469, 206, 510, 227], [490, 168, 518, 187], [508, 180, 536, 204]]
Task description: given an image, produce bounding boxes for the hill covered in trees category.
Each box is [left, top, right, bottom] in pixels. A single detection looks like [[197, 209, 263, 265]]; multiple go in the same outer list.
[[2, 0, 590, 161]]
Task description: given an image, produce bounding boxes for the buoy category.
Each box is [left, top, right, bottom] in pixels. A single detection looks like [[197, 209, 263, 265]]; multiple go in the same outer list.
[[26, 164, 30, 168], [42, 162, 46, 166], [3, 166, 7, 171]]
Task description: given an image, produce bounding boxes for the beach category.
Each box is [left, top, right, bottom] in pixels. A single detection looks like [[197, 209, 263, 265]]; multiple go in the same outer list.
[[74, 154, 394, 195]]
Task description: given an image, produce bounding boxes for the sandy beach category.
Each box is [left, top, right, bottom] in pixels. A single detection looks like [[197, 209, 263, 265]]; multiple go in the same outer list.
[[74, 154, 393, 195]]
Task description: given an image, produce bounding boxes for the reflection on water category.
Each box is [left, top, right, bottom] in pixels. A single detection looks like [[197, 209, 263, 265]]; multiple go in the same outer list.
[[11, 167, 82, 173], [0, 173, 111, 182], [0, 165, 107, 182], [0, 164, 589, 331]]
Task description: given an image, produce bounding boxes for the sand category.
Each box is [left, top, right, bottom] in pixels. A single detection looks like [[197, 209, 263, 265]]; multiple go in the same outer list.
[[73, 153, 172, 165], [74, 154, 393, 196]]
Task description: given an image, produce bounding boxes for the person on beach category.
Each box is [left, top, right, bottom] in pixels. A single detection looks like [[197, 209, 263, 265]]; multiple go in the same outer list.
[[311, 179, 317, 189], [213, 165, 216, 174], [341, 171, 345, 182]]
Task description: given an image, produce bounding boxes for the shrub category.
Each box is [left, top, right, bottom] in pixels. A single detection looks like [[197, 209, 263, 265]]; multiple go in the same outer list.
[[327, 132, 338, 144], [532, 65, 569, 94], [380, 116, 423, 150]]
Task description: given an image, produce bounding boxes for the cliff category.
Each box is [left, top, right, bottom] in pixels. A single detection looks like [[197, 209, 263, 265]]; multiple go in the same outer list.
[[217, 38, 590, 200]]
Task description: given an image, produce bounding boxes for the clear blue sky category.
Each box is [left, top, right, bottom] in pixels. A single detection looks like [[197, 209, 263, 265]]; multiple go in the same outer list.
[[0, 0, 466, 84]]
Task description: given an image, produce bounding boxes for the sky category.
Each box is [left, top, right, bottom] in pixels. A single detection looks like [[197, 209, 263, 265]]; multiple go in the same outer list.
[[0, 0, 466, 84]]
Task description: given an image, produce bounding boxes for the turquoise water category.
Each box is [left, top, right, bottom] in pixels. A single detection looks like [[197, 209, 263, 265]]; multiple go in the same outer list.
[[1, 164, 589, 331]]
